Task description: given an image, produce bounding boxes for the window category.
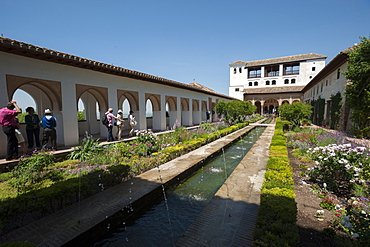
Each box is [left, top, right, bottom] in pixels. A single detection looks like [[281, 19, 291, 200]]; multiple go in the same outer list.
[[291, 79, 296, 84], [248, 82, 252, 86], [312, 67, 316, 71], [284, 79, 289, 84], [254, 81, 258, 86], [239, 67, 242, 73], [265, 65, 279, 77], [272, 80, 276, 85], [248, 67, 262, 78], [235, 88, 239, 92], [326, 80, 328, 86], [283, 63, 300, 75], [266, 80, 270, 85], [337, 68, 341, 79], [233, 68, 236, 74]]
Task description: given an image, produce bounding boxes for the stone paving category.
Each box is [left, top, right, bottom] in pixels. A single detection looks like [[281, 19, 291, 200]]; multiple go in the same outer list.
[[0, 120, 275, 247]]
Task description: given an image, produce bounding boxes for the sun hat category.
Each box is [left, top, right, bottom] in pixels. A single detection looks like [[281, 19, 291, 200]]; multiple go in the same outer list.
[[44, 109, 52, 114], [118, 109, 123, 114]]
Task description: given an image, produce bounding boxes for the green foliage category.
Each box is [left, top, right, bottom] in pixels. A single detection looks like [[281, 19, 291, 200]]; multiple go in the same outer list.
[[343, 36, 370, 138], [8, 152, 54, 193], [77, 110, 85, 121], [330, 92, 342, 129], [316, 97, 326, 126], [68, 137, 103, 161], [214, 100, 256, 123], [320, 197, 336, 210], [16, 112, 27, 123], [279, 102, 313, 126]]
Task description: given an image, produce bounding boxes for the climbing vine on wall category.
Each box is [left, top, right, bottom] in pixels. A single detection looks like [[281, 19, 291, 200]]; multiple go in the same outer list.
[[317, 97, 325, 126], [329, 92, 342, 129], [310, 100, 316, 123]]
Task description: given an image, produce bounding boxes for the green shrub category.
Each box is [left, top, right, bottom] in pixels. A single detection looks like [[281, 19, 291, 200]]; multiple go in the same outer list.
[[253, 118, 299, 246]]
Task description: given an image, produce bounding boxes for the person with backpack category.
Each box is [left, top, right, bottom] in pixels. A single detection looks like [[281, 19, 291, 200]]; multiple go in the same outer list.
[[103, 108, 121, 142]]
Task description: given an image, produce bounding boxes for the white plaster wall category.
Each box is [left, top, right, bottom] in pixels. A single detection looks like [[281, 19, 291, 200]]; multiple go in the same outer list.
[[304, 63, 348, 102]]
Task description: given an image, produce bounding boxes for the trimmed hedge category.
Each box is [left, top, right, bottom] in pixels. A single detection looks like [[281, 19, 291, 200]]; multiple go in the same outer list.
[[253, 118, 299, 246]]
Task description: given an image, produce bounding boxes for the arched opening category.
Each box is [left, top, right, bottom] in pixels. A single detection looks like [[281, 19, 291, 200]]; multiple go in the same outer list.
[[78, 90, 101, 137], [146, 99, 153, 117], [13, 89, 37, 122], [122, 99, 131, 118], [192, 99, 200, 125], [78, 98, 86, 121], [146, 98, 154, 129], [12, 83, 63, 149], [263, 98, 279, 114], [254, 101, 262, 115], [166, 97, 177, 129], [201, 101, 208, 122], [146, 94, 160, 131], [181, 98, 190, 126], [13, 89, 38, 150]]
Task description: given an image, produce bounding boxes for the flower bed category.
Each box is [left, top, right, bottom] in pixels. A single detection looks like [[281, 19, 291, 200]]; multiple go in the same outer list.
[[284, 125, 370, 245]]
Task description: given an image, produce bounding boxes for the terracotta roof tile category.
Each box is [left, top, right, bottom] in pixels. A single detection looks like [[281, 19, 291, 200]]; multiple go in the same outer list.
[[229, 53, 327, 67], [244, 86, 305, 94]]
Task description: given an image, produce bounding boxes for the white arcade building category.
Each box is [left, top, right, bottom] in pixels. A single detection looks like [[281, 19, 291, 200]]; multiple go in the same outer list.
[[229, 53, 327, 114]]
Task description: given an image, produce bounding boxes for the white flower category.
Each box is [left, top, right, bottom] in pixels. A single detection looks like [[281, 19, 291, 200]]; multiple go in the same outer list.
[[335, 204, 342, 210]]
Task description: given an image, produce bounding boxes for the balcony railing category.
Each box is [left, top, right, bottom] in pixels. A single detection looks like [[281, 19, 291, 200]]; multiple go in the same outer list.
[[283, 70, 299, 75]]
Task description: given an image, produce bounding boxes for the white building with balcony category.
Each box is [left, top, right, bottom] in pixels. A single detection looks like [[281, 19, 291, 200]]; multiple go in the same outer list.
[[229, 53, 327, 101]]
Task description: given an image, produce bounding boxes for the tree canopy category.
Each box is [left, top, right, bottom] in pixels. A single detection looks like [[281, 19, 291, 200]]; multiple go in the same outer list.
[[279, 102, 312, 126], [214, 100, 256, 123], [343, 36, 370, 138]]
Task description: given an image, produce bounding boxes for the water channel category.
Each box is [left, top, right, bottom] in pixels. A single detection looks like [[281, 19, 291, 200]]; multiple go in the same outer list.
[[93, 126, 266, 247]]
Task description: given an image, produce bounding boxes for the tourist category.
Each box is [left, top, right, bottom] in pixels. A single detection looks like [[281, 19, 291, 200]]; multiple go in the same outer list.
[[40, 109, 57, 151], [0, 100, 21, 161], [128, 110, 136, 137], [206, 109, 211, 123], [25, 106, 41, 150], [15, 117, 27, 156], [115, 109, 124, 140], [105, 108, 120, 142]]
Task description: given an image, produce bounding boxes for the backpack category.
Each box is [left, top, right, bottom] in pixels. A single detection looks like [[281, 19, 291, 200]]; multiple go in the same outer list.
[[101, 113, 109, 126]]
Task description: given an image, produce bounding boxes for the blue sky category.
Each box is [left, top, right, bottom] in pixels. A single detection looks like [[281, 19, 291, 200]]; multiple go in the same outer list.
[[2, 0, 370, 110]]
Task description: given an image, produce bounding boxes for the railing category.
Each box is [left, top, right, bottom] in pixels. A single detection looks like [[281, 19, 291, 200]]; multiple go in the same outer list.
[[283, 70, 299, 75]]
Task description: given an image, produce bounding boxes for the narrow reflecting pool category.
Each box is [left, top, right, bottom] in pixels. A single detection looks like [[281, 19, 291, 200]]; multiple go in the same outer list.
[[93, 127, 266, 247]]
